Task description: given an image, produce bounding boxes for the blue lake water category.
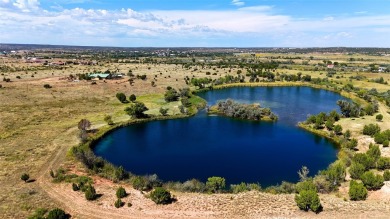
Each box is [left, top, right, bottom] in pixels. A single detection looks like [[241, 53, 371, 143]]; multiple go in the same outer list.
[[94, 86, 347, 186]]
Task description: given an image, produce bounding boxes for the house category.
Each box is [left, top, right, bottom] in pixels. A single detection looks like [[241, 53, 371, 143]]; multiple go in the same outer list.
[[327, 64, 335, 69], [379, 67, 387, 72], [89, 73, 111, 80]]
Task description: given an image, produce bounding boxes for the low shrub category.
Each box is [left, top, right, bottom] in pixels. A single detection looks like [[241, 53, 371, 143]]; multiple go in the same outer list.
[[21, 173, 30, 182], [206, 176, 226, 193], [353, 153, 375, 170], [150, 187, 172, 205], [72, 183, 80, 191], [377, 157, 390, 170], [43, 84, 52, 89], [85, 184, 97, 200], [116, 92, 127, 103], [349, 180, 367, 201], [363, 124, 381, 136], [349, 162, 365, 179], [384, 170, 390, 181], [114, 198, 124, 208], [361, 171, 384, 190], [295, 189, 322, 213], [47, 208, 69, 219], [296, 180, 317, 193], [116, 186, 127, 198]]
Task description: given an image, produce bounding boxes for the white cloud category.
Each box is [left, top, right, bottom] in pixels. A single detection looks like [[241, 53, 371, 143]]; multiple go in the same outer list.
[[13, 0, 39, 12], [238, 6, 273, 12], [231, 0, 245, 7], [323, 16, 334, 21], [0, 0, 39, 12], [1, 2, 390, 47]]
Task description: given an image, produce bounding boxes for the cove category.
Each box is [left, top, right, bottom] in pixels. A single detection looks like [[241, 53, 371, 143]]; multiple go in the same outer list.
[[94, 86, 347, 186]]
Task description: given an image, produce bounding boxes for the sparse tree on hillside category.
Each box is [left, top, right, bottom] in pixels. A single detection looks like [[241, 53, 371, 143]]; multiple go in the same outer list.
[[129, 94, 136, 102], [116, 92, 127, 103], [159, 107, 169, 116], [125, 102, 148, 118], [78, 119, 91, 131], [376, 114, 383, 121], [78, 119, 91, 143], [206, 176, 226, 193], [21, 173, 30, 182]]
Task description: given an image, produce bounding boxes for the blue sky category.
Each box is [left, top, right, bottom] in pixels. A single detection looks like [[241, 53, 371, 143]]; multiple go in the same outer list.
[[1, 0, 390, 47]]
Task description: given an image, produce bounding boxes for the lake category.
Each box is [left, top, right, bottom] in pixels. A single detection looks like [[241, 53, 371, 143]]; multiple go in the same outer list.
[[94, 86, 347, 186]]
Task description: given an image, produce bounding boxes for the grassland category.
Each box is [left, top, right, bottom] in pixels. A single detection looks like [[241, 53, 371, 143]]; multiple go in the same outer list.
[[1, 50, 390, 218]]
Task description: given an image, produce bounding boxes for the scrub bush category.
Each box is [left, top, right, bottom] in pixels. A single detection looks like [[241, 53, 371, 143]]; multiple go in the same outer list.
[[349, 180, 368, 201], [150, 187, 172, 204]]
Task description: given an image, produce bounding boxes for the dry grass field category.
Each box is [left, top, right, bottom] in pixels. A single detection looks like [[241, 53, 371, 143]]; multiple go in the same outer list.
[[1, 52, 390, 218]]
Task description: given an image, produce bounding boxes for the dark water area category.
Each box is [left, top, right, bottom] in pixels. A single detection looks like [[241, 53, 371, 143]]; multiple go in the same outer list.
[[94, 87, 347, 186]]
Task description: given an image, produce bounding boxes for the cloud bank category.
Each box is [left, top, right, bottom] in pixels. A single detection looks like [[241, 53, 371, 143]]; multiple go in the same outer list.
[[1, 0, 390, 47]]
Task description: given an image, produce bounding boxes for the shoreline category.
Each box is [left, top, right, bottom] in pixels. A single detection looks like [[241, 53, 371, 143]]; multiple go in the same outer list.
[[77, 82, 363, 189]]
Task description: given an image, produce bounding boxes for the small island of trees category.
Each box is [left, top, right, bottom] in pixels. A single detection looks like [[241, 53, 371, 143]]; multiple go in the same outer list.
[[209, 99, 278, 121]]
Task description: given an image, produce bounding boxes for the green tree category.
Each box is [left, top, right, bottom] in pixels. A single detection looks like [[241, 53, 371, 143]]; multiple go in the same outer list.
[[72, 183, 80, 191], [125, 102, 148, 118], [131, 176, 147, 191], [179, 87, 191, 97], [384, 170, 390, 181], [344, 129, 351, 139], [383, 140, 389, 147], [296, 180, 317, 193], [295, 189, 322, 213], [181, 97, 191, 107], [47, 208, 68, 219], [349, 180, 367, 201], [116, 187, 127, 198], [114, 198, 124, 208], [377, 157, 390, 170], [129, 94, 136, 102], [353, 153, 375, 170], [345, 138, 358, 150], [21, 173, 30, 182], [376, 114, 383, 121], [159, 107, 169, 116], [364, 104, 375, 116], [150, 187, 172, 204], [116, 92, 127, 103], [324, 162, 346, 186], [85, 184, 97, 200], [367, 144, 381, 162], [114, 166, 128, 181], [329, 110, 340, 121], [334, 124, 343, 135], [363, 124, 381, 136], [230, 182, 250, 194], [104, 115, 114, 125], [361, 171, 384, 190], [325, 120, 334, 130], [349, 162, 365, 179], [206, 176, 226, 193], [164, 88, 179, 102]]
